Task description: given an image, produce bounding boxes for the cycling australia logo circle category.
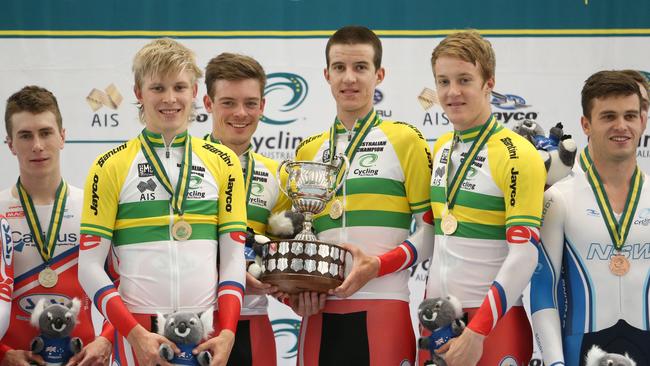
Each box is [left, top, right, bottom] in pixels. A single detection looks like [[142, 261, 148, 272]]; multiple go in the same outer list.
[[358, 153, 378, 167], [250, 182, 264, 197], [261, 73, 308, 125]]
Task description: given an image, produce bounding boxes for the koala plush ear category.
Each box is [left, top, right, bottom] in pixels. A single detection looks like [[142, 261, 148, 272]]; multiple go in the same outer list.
[[31, 299, 47, 327], [446, 295, 464, 319], [585, 345, 607, 366], [156, 312, 167, 336], [199, 307, 214, 340], [69, 298, 81, 318]]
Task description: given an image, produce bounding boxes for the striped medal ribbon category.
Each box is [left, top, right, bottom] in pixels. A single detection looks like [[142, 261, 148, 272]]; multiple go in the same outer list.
[[16, 178, 68, 288], [139, 129, 193, 241], [579, 148, 642, 276]]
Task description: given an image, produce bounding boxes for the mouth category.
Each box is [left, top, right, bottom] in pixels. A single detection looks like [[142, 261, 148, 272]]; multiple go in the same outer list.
[[51, 323, 67, 332], [447, 101, 466, 108], [174, 328, 191, 338], [30, 157, 49, 163], [610, 136, 631, 142], [159, 108, 181, 116], [340, 88, 359, 96], [227, 121, 250, 129]]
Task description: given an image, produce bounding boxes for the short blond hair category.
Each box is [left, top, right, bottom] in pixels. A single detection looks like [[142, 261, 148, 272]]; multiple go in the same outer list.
[[431, 30, 496, 83], [132, 38, 202, 90]]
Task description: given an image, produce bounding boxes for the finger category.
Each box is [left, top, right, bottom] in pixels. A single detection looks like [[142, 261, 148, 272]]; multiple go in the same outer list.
[[434, 341, 451, 354], [297, 293, 307, 317], [309, 292, 320, 315], [29, 353, 46, 365], [318, 293, 327, 310], [159, 337, 181, 354], [66, 351, 83, 366]]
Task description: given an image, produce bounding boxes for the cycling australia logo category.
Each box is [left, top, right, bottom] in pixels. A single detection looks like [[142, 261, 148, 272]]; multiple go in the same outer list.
[[490, 91, 539, 125], [271, 318, 301, 359], [261, 73, 308, 125]]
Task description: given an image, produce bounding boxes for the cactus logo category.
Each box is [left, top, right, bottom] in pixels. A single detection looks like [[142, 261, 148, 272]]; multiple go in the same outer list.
[[490, 91, 530, 110], [261, 73, 309, 125], [374, 89, 384, 105], [271, 318, 301, 359]]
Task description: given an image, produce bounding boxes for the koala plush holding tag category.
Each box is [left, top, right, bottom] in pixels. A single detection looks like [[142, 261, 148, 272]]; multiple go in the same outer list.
[[157, 308, 213, 366], [30, 298, 83, 366], [512, 120, 577, 186], [417, 295, 465, 366], [245, 227, 271, 279], [585, 345, 636, 366]]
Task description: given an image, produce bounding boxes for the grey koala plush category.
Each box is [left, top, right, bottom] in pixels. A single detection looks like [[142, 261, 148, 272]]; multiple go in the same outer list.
[[267, 210, 305, 239], [585, 345, 636, 366], [417, 295, 466, 366], [157, 308, 214, 366], [30, 298, 83, 365]]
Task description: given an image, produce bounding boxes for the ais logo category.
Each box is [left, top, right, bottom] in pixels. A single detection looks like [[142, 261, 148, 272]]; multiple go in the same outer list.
[[271, 318, 301, 359], [261, 73, 309, 125]]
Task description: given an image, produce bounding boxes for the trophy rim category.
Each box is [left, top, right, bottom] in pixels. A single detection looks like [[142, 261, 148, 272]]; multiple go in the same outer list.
[[259, 272, 343, 294]]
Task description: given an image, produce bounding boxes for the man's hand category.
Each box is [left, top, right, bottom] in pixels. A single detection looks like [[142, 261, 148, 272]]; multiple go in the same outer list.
[[245, 273, 278, 296], [126, 324, 177, 366], [193, 330, 235, 366], [331, 243, 379, 298], [1, 350, 44, 366], [436, 327, 485, 366], [66, 336, 112, 366], [288, 292, 326, 318]]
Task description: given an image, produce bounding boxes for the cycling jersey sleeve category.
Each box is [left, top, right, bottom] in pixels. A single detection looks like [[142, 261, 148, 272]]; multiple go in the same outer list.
[[469, 136, 545, 336], [377, 123, 434, 274], [531, 188, 566, 365], [0, 216, 13, 339]]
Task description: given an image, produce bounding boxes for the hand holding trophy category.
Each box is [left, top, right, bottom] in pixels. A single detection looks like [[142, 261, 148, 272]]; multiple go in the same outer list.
[[259, 154, 350, 293]]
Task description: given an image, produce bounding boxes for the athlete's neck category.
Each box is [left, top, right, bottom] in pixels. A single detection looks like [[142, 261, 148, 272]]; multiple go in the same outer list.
[[453, 109, 492, 132], [588, 144, 638, 213], [17, 171, 62, 205], [337, 106, 373, 130], [210, 132, 249, 156]]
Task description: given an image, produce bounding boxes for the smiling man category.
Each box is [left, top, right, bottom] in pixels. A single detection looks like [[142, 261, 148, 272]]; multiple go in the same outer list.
[[289, 25, 434, 366], [77, 39, 247, 366], [531, 71, 650, 366], [202, 52, 291, 366], [0, 85, 113, 366], [424, 30, 545, 366]]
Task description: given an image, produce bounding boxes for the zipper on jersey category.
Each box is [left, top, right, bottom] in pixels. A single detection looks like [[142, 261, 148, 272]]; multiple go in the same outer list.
[[163, 142, 180, 312]]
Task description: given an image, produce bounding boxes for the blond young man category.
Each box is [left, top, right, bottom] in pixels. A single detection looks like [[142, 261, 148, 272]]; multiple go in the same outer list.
[[77, 39, 247, 366]]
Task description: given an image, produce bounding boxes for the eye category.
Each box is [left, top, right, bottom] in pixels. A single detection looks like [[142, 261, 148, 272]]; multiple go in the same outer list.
[[437, 79, 449, 87], [422, 309, 435, 321], [65, 313, 72, 320], [246, 101, 259, 108], [47, 312, 53, 320], [168, 320, 175, 327], [189, 318, 197, 326]]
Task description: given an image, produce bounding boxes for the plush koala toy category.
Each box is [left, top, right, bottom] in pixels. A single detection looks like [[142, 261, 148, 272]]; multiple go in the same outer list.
[[585, 345, 636, 366], [30, 298, 83, 366], [417, 295, 466, 366], [157, 308, 214, 366], [267, 210, 305, 239], [245, 227, 271, 279], [512, 120, 577, 186]]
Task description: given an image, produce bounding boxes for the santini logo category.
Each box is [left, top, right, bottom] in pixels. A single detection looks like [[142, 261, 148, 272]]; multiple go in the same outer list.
[[261, 73, 308, 125]]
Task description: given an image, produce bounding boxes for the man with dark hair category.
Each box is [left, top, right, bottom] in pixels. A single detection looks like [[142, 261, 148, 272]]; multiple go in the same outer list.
[[203, 52, 291, 366], [532, 71, 650, 365], [290, 25, 434, 365], [0, 85, 113, 365]]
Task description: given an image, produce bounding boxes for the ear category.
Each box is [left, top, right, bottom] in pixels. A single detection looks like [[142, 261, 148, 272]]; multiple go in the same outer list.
[[69, 298, 81, 317], [156, 312, 167, 336], [203, 95, 213, 113], [259, 97, 266, 114], [375, 67, 385, 85], [199, 307, 214, 339], [484, 77, 495, 93], [585, 345, 606, 366], [31, 299, 46, 327], [6, 137, 16, 156], [59, 127, 66, 150], [580, 115, 591, 136], [192, 83, 198, 98], [324, 67, 331, 84], [134, 85, 143, 103]]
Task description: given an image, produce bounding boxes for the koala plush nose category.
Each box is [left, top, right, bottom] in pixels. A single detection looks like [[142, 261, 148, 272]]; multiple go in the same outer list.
[[54, 318, 64, 328], [178, 322, 188, 333]]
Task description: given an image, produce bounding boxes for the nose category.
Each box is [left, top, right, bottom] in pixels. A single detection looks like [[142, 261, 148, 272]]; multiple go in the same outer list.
[[178, 322, 187, 333], [233, 103, 247, 118], [343, 68, 357, 84], [32, 135, 44, 152], [448, 81, 462, 96], [163, 89, 177, 103]]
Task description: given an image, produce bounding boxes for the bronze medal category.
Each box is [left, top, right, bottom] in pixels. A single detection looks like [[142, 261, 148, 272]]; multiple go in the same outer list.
[[441, 213, 458, 235], [609, 254, 630, 276], [172, 220, 192, 241], [329, 199, 343, 220], [38, 267, 58, 288]]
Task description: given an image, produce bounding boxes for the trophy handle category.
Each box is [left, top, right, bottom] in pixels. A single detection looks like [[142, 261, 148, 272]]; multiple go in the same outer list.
[[331, 154, 350, 196], [276, 159, 292, 198]]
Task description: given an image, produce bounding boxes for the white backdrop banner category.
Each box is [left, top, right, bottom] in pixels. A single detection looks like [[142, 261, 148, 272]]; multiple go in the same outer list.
[[1, 35, 649, 364]]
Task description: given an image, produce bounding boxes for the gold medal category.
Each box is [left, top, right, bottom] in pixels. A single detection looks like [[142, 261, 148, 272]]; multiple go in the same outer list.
[[609, 254, 630, 276], [441, 213, 458, 235], [172, 220, 192, 241], [329, 199, 343, 220], [38, 267, 58, 288]]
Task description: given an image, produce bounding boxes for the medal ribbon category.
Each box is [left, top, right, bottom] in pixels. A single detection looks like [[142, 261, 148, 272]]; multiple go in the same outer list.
[[16, 178, 67, 264], [328, 109, 380, 193], [205, 134, 255, 206], [579, 148, 643, 250], [445, 115, 498, 210], [139, 130, 192, 216]]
